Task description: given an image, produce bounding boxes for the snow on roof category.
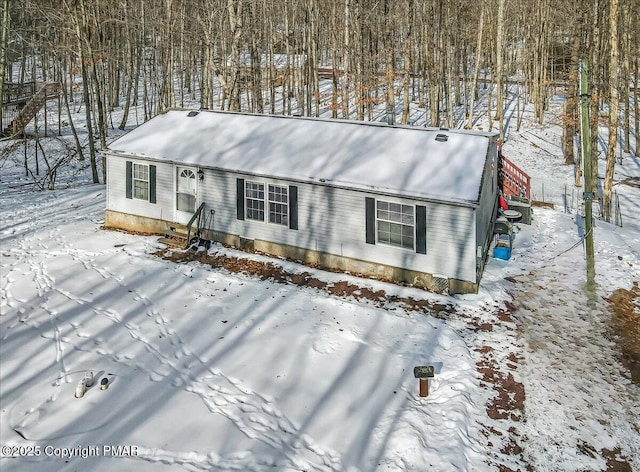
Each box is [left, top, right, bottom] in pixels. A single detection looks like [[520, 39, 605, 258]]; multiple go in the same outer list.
[[109, 110, 497, 205]]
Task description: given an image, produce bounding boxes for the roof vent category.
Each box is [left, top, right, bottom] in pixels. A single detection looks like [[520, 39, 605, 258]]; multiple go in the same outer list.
[[435, 133, 449, 142], [187, 111, 199, 117]]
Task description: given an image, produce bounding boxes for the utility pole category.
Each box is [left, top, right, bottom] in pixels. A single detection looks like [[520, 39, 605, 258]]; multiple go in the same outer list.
[[579, 60, 596, 282]]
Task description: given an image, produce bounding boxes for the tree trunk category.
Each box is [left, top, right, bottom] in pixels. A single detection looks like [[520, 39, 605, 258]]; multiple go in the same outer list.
[[564, 32, 580, 166], [466, 4, 484, 129], [60, 65, 85, 162], [0, 0, 9, 131], [341, 0, 350, 119], [635, 58, 639, 156], [621, 4, 631, 154], [119, 3, 135, 130], [79, 28, 99, 183], [401, 0, 413, 125], [494, 0, 506, 131], [384, 0, 395, 125], [602, 0, 619, 222], [227, 0, 243, 111], [64, 0, 99, 183], [589, 0, 603, 200]]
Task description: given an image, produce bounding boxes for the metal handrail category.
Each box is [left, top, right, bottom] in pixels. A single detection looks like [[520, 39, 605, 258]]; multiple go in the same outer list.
[[185, 202, 206, 248]]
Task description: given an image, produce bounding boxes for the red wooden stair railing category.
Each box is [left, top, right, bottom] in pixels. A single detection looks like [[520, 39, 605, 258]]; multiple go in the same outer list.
[[498, 144, 531, 199]]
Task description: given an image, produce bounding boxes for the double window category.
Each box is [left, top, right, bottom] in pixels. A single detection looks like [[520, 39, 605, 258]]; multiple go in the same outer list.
[[376, 200, 415, 250], [245, 181, 289, 226]]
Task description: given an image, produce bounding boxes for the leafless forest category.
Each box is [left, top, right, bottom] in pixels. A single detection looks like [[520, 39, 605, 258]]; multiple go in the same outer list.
[[0, 0, 638, 218]]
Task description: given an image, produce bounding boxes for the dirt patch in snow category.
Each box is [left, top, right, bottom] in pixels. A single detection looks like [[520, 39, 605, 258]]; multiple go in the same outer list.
[[601, 448, 634, 472], [475, 305, 527, 472], [157, 247, 457, 317], [605, 281, 640, 385]]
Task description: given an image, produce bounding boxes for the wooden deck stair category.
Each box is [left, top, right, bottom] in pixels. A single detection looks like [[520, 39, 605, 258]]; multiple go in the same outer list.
[[3, 82, 61, 136], [158, 204, 207, 250], [158, 225, 189, 248]]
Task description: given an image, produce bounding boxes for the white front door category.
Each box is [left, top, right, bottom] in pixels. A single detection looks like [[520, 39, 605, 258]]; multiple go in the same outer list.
[[176, 166, 197, 224]]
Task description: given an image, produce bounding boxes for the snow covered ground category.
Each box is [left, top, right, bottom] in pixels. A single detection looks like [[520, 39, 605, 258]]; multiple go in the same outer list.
[[1, 82, 639, 471]]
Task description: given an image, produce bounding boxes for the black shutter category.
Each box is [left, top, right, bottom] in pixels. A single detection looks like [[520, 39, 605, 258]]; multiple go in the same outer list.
[[365, 197, 375, 244], [416, 205, 427, 254], [289, 185, 298, 230], [236, 178, 245, 220], [125, 161, 132, 199], [149, 165, 157, 203]]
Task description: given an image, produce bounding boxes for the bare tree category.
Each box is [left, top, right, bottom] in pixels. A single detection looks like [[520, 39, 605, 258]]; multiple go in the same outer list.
[[602, 0, 619, 222]]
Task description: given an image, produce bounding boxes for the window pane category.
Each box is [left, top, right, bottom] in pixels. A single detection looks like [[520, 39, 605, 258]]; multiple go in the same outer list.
[[389, 222, 402, 238], [389, 229, 402, 245], [134, 180, 148, 200], [402, 234, 414, 248], [269, 202, 288, 225], [389, 202, 401, 213], [134, 164, 148, 180], [402, 205, 414, 224], [177, 193, 195, 211], [388, 209, 402, 223]]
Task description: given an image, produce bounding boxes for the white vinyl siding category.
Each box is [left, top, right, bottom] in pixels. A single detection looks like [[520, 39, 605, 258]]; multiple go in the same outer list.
[[196, 168, 477, 283], [475, 141, 499, 265], [106, 155, 173, 221], [107, 155, 478, 284], [133, 163, 149, 200]]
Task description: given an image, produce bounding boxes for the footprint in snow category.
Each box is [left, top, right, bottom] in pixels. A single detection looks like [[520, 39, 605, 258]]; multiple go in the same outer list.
[[149, 371, 166, 382]]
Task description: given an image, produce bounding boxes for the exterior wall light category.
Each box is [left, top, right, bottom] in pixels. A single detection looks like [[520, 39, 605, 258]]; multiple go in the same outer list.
[[198, 169, 204, 180]]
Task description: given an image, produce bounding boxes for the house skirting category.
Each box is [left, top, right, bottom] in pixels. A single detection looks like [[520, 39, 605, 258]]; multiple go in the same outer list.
[[104, 210, 478, 295]]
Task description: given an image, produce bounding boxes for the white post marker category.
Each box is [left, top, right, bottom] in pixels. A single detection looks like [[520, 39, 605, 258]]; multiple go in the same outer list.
[[414, 366, 435, 397], [84, 371, 94, 388], [75, 379, 87, 398]]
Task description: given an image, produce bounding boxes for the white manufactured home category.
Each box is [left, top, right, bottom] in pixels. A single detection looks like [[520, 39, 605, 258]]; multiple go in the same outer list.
[[105, 110, 500, 294]]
